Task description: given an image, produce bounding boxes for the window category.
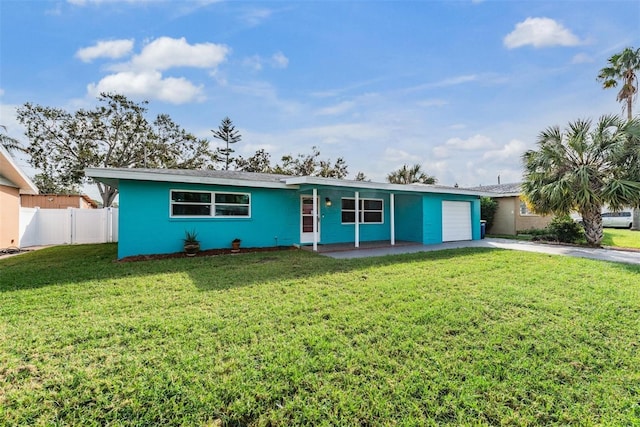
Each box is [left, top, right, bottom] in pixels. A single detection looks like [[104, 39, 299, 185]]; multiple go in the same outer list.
[[519, 201, 537, 216], [171, 190, 250, 218], [341, 198, 383, 224]]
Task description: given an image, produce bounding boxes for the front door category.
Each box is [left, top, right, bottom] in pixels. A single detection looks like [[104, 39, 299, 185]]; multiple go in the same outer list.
[[300, 196, 320, 243]]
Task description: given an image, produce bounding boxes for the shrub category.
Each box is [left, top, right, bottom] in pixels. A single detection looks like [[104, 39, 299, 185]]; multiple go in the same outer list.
[[480, 197, 499, 231], [547, 215, 584, 243]]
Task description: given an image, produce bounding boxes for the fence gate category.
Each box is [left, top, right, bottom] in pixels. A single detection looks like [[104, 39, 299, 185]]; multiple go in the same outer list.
[[19, 208, 118, 247]]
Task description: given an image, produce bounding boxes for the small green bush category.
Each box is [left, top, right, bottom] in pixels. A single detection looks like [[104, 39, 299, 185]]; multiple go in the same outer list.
[[547, 215, 584, 243], [480, 197, 499, 231]]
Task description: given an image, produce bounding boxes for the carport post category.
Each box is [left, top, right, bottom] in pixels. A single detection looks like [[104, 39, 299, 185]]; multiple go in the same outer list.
[[390, 193, 395, 245], [355, 191, 360, 248], [312, 188, 318, 252]]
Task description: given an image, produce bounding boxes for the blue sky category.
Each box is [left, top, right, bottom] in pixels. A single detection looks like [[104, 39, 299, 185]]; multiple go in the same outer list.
[[1, 0, 639, 194]]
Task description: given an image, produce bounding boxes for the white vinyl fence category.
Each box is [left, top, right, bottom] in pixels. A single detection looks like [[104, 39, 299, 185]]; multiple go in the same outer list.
[[19, 207, 118, 247]]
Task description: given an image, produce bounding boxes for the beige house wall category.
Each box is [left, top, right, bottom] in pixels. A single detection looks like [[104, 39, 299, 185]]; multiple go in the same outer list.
[[0, 185, 20, 247], [489, 197, 516, 235], [488, 195, 554, 235]]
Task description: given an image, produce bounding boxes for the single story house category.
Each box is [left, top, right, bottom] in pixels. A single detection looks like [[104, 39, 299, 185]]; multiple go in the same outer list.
[[21, 193, 98, 209], [469, 182, 553, 235], [86, 168, 486, 259], [0, 145, 38, 248]]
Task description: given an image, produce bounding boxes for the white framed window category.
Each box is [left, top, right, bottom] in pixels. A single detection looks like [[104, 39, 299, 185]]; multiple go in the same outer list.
[[170, 190, 250, 218], [341, 198, 383, 224], [519, 201, 538, 216]]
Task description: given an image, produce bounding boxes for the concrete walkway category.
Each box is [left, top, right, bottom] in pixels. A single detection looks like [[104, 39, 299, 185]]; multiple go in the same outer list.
[[322, 238, 640, 265]]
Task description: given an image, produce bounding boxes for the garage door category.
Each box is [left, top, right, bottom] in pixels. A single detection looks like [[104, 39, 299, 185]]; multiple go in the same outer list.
[[442, 201, 472, 242]]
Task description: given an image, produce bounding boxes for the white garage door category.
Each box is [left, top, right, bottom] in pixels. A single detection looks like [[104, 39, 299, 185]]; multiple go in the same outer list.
[[442, 201, 472, 242]]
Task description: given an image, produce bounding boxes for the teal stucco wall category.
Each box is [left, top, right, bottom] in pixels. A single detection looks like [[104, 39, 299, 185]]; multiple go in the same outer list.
[[117, 180, 299, 258], [116, 179, 481, 258]]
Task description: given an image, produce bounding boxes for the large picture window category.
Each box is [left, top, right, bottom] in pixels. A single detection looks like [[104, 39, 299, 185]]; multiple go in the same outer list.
[[341, 198, 383, 224], [171, 190, 250, 218]]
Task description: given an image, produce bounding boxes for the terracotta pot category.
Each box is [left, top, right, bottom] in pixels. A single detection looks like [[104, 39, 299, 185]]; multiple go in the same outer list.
[[184, 243, 200, 256]]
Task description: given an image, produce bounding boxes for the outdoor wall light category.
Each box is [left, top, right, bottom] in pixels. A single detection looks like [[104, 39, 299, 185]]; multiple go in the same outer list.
[[325, 197, 332, 207]]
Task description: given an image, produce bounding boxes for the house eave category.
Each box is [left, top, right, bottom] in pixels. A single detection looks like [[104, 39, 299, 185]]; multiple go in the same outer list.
[[85, 168, 298, 190], [284, 176, 486, 196], [0, 145, 38, 194]]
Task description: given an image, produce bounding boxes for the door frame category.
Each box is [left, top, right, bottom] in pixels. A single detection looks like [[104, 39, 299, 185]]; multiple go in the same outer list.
[[300, 195, 320, 243]]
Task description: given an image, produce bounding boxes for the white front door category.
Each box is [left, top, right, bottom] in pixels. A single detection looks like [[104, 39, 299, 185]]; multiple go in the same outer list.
[[300, 196, 320, 243]]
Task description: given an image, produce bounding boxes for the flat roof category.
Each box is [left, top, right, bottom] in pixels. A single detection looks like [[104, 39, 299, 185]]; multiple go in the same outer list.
[[86, 167, 490, 196]]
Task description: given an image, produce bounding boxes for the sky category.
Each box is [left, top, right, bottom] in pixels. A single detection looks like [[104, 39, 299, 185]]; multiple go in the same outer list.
[[1, 0, 639, 198]]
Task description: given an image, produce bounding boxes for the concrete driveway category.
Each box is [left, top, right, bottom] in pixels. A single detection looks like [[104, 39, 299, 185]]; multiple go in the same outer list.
[[322, 238, 640, 265]]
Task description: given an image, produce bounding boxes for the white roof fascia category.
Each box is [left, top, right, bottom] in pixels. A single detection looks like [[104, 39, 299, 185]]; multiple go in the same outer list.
[[85, 168, 297, 190], [0, 145, 38, 194], [284, 176, 487, 197]]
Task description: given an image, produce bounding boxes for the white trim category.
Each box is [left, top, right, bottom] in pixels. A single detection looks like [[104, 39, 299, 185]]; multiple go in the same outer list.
[[312, 188, 318, 252], [283, 175, 487, 196], [355, 191, 359, 248], [86, 168, 294, 190], [169, 189, 251, 218], [340, 197, 384, 224], [390, 193, 395, 246], [0, 145, 38, 194]]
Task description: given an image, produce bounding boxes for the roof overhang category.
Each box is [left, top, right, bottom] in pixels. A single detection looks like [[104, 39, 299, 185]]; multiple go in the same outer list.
[[284, 176, 488, 196], [85, 167, 296, 190], [0, 145, 38, 194]]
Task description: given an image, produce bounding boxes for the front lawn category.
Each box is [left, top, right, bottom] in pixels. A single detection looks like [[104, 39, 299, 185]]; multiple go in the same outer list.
[[1, 245, 639, 425], [601, 228, 640, 249]]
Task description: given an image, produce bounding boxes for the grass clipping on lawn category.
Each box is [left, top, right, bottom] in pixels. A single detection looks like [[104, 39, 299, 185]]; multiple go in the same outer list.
[[1, 243, 639, 425]]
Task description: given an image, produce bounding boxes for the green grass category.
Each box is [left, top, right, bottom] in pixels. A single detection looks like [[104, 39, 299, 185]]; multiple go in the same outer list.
[[2, 244, 640, 426], [601, 228, 640, 249]]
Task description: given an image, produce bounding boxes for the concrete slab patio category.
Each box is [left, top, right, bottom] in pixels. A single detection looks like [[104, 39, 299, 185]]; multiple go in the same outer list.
[[320, 238, 640, 265]]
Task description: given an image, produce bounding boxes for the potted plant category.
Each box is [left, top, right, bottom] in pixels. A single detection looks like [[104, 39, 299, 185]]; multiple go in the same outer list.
[[231, 238, 241, 252], [183, 229, 200, 256]]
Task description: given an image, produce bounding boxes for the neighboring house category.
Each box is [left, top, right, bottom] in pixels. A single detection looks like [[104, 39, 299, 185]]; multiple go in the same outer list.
[[86, 168, 485, 259], [21, 194, 98, 209], [469, 182, 553, 235], [0, 145, 38, 248]]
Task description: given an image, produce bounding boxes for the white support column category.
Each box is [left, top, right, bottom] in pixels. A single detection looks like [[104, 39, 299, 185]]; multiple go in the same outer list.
[[355, 191, 360, 248], [390, 193, 395, 246], [312, 188, 318, 252]]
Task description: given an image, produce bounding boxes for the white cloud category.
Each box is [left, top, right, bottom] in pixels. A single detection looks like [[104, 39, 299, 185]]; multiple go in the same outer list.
[[84, 36, 229, 104], [87, 71, 203, 104], [571, 53, 594, 64], [76, 39, 134, 62], [316, 101, 356, 116], [126, 37, 229, 71], [416, 99, 447, 108], [271, 52, 289, 69], [241, 8, 272, 26], [383, 148, 422, 164], [243, 55, 263, 71], [446, 134, 495, 150], [482, 139, 527, 161], [504, 17, 581, 49]]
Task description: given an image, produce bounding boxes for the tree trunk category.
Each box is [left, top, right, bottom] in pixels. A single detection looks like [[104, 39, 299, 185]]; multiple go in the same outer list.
[[632, 207, 640, 231], [581, 208, 603, 246]]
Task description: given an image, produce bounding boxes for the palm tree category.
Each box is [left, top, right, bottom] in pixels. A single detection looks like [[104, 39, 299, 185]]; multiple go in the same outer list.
[[522, 115, 640, 246], [597, 47, 640, 121], [598, 48, 640, 230], [386, 164, 437, 185]]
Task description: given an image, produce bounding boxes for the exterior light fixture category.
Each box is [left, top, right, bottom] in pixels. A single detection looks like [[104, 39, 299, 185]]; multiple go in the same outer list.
[[325, 197, 332, 207]]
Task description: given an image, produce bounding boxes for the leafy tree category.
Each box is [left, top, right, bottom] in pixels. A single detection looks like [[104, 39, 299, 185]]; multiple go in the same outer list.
[[480, 196, 499, 231], [212, 117, 241, 170], [32, 173, 80, 194], [522, 115, 640, 246], [597, 47, 640, 121], [0, 125, 25, 154], [17, 93, 213, 207], [386, 164, 437, 184], [234, 149, 273, 173], [274, 146, 348, 178]]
